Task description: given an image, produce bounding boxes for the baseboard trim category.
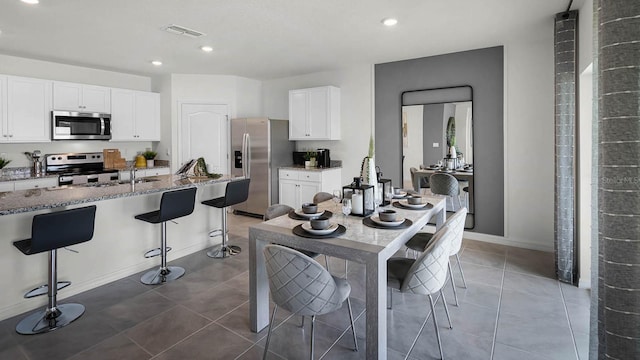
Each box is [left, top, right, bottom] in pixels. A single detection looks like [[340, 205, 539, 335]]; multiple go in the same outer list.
[[420, 224, 554, 252]]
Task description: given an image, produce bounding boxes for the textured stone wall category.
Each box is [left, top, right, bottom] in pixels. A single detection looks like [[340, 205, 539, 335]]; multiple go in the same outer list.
[[555, 10, 578, 284], [597, 0, 640, 358]]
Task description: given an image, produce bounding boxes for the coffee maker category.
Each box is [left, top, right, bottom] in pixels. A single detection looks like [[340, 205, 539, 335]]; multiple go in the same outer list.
[[316, 148, 331, 168]]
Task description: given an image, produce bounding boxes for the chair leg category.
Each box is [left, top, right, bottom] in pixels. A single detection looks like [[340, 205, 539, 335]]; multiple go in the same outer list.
[[346, 298, 359, 351], [300, 315, 305, 328], [263, 305, 278, 360], [388, 288, 393, 309], [344, 260, 348, 279], [141, 222, 185, 285], [310, 315, 316, 360], [208, 208, 241, 258], [456, 253, 467, 288], [448, 262, 459, 306], [324, 256, 331, 272], [429, 294, 445, 360], [440, 289, 453, 329]]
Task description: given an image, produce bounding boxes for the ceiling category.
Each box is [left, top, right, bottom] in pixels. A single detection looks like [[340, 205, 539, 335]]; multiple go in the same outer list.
[[0, 0, 575, 80]]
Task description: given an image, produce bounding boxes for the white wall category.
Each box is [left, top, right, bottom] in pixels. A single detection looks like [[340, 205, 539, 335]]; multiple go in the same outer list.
[[167, 74, 262, 170], [262, 64, 373, 186], [0, 54, 154, 167]]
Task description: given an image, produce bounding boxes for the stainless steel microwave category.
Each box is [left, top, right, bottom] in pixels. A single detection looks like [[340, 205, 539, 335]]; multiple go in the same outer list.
[[51, 111, 111, 140]]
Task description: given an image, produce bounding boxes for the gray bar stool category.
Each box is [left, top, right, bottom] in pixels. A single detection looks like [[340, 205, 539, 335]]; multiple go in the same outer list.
[[201, 178, 250, 258], [12, 205, 97, 335], [135, 187, 197, 285]]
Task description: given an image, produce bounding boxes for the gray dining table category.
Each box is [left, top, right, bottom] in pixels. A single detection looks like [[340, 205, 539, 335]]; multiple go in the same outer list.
[[248, 195, 446, 360]]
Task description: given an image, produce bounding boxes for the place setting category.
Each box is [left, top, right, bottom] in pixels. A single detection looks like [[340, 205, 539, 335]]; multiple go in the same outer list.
[[363, 209, 412, 229], [288, 202, 334, 220], [292, 215, 346, 239], [393, 195, 433, 210]]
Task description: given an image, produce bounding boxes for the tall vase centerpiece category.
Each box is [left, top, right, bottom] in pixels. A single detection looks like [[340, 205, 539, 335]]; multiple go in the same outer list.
[[360, 135, 381, 207]]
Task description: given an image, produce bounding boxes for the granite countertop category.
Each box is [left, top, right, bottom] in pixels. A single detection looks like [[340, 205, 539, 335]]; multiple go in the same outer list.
[[279, 165, 342, 171], [0, 165, 171, 183], [0, 174, 233, 216]]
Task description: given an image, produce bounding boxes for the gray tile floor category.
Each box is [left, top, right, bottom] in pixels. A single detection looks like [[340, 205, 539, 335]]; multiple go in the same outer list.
[[0, 213, 590, 359]]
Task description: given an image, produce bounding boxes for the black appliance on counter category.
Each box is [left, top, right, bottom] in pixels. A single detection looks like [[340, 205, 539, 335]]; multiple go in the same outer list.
[[292, 149, 331, 167], [46, 152, 119, 185]]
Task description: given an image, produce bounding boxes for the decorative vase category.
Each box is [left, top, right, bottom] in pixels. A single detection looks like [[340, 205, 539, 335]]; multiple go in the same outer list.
[[449, 145, 457, 158], [305, 160, 312, 168], [146, 159, 155, 168], [360, 156, 381, 207]]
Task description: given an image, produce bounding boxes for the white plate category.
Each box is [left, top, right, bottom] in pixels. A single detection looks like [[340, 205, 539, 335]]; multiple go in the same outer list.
[[370, 215, 405, 227], [295, 209, 325, 218], [392, 191, 407, 199], [399, 200, 428, 209], [301, 222, 339, 235]]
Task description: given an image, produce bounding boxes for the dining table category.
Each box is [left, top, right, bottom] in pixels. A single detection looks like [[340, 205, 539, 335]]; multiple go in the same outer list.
[[248, 195, 446, 360]]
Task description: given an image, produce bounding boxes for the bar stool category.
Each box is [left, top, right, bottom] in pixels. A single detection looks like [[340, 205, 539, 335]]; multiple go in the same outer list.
[[201, 178, 250, 258], [135, 187, 197, 285], [12, 205, 97, 335]]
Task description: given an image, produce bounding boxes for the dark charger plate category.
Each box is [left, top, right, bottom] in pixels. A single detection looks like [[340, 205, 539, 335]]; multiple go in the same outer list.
[[288, 210, 333, 220], [362, 217, 413, 229], [292, 224, 346, 239]]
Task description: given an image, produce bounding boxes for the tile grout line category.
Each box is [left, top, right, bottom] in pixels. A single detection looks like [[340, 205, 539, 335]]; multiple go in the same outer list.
[[559, 284, 582, 360], [489, 251, 507, 359]]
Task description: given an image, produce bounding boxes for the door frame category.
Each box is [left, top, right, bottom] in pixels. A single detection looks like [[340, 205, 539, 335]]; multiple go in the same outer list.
[[177, 101, 231, 176]]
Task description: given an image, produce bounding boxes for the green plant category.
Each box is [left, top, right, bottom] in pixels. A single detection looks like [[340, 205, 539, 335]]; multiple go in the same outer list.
[[0, 157, 11, 169], [141, 150, 157, 160], [446, 117, 456, 147], [303, 151, 317, 161], [193, 157, 222, 179]]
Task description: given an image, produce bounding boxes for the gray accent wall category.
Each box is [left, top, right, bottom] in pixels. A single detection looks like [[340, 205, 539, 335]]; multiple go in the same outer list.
[[554, 10, 578, 285], [375, 47, 504, 236], [596, 0, 640, 358]]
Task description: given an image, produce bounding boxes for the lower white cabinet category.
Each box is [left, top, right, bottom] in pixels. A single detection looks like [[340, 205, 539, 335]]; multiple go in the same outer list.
[[278, 168, 342, 209], [0, 181, 14, 192], [119, 167, 170, 181], [11, 177, 58, 191]]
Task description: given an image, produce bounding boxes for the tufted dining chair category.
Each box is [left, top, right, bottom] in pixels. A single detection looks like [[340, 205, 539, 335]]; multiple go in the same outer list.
[[262, 245, 358, 360], [429, 172, 461, 211], [387, 225, 454, 359], [405, 207, 468, 306], [312, 191, 333, 203]]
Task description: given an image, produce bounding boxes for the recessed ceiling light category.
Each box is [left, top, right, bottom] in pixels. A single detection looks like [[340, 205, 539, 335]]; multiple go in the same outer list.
[[151, 60, 162, 66], [201, 46, 213, 52], [381, 18, 398, 27], [21, 0, 39, 4]]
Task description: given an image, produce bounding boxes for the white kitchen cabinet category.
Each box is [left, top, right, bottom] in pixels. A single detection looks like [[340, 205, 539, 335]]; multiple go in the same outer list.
[[3, 76, 52, 143], [53, 81, 111, 113], [119, 167, 170, 181], [0, 181, 14, 192], [278, 168, 342, 209], [288, 86, 340, 140], [111, 89, 160, 141], [144, 167, 170, 177], [14, 177, 58, 191]]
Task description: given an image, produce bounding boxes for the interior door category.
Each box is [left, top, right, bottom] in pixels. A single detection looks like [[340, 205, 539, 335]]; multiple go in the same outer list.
[[179, 103, 229, 174]]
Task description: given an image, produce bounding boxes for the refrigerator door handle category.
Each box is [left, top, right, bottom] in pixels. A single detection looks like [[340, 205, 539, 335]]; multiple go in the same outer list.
[[245, 133, 251, 179]]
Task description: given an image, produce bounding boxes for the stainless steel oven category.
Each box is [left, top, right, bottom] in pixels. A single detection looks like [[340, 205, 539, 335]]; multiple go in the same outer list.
[[51, 111, 111, 140]]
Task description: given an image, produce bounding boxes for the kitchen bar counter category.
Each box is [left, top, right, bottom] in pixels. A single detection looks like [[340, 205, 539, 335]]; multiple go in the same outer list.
[[0, 174, 232, 215]]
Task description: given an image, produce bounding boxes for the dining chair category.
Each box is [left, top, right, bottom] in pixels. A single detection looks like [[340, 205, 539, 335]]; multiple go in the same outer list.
[[405, 207, 468, 306], [262, 245, 358, 360], [387, 225, 454, 359], [429, 172, 461, 211], [312, 191, 333, 203]]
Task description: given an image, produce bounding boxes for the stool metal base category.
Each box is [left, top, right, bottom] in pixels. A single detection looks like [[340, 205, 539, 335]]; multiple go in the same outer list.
[[207, 245, 241, 258], [16, 303, 85, 335], [141, 266, 185, 285], [24, 281, 71, 299]]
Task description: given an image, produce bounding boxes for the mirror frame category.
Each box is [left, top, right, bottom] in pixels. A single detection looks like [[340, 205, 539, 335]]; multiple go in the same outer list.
[[400, 85, 474, 226]]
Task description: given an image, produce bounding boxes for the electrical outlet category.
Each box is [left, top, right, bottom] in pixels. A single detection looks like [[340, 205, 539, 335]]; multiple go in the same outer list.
[[433, 143, 439, 148]]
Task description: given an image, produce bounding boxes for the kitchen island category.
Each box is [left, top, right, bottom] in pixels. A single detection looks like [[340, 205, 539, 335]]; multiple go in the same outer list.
[[0, 175, 237, 321]]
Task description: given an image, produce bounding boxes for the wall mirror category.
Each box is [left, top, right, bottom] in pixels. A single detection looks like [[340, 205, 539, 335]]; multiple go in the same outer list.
[[401, 85, 474, 228]]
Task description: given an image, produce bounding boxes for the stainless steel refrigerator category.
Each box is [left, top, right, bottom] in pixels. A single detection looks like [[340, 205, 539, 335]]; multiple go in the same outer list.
[[230, 118, 294, 217]]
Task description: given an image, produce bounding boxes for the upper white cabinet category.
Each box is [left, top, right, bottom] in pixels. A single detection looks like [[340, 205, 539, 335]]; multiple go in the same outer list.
[[53, 81, 111, 113], [3, 76, 52, 143], [110, 88, 160, 141], [288, 86, 340, 140]]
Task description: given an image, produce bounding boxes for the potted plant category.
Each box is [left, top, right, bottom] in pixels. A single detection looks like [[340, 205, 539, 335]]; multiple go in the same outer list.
[[0, 157, 11, 177], [446, 116, 456, 158], [303, 151, 317, 168], [142, 150, 157, 168]]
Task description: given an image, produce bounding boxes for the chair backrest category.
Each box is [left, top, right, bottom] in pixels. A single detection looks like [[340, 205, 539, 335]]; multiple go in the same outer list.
[[264, 204, 294, 220], [429, 173, 459, 197], [30, 205, 97, 254], [443, 207, 467, 256], [158, 187, 197, 222], [313, 192, 333, 204], [223, 178, 251, 207], [264, 245, 345, 316], [400, 225, 453, 295]]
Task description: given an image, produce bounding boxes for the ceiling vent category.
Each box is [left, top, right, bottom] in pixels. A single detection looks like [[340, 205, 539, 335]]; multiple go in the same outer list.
[[162, 24, 206, 38]]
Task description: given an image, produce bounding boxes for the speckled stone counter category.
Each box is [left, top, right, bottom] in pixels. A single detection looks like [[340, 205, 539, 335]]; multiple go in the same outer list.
[[278, 165, 342, 172], [0, 174, 232, 216]]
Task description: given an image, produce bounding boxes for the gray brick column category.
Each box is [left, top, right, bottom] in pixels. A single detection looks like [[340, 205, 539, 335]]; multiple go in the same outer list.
[[554, 10, 578, 284], [596, 0, 640, 358], [590, 0, 600, 358]]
